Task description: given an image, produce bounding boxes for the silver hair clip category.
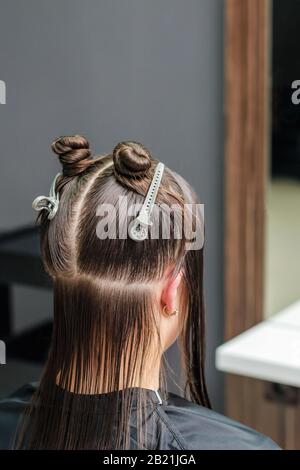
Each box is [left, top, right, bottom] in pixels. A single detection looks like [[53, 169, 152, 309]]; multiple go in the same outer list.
[[32, 173, 61, 220], [128, 162, 165, 241]]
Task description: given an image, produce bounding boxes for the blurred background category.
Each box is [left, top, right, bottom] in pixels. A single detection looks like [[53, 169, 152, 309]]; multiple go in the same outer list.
[[265, 0, 300, 318]]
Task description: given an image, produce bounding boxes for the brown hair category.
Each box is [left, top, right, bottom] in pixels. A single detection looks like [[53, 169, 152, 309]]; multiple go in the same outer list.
[[15, 135, 210, 449]]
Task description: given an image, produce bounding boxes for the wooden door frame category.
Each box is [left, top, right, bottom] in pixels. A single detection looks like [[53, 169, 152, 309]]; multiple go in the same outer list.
[[224, 0, 270, 341], [223, 0, 277, 439]]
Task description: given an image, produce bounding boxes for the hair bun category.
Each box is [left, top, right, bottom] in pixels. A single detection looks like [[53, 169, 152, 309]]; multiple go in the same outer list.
[[51, 135, 93, 177], [113, 141, 152, 178]]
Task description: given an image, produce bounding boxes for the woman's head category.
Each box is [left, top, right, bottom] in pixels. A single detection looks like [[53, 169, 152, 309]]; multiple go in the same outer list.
[[17, 135, 209, 449]]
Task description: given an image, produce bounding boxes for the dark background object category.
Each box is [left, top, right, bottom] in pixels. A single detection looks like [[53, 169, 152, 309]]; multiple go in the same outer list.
[[272, 0, 300, 179], [0, 227, 52, 362]]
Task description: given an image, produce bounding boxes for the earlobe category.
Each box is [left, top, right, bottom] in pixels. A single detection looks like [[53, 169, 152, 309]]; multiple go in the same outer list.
[[160, 269, 183, 316]]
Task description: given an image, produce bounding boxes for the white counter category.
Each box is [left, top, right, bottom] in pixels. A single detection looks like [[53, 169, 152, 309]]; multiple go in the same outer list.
[[215, 300, 300, 387]]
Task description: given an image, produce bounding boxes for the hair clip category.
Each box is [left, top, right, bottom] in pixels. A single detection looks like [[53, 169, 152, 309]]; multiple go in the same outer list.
[[128, 162, 165, 241], [32, 173, 61, 220]]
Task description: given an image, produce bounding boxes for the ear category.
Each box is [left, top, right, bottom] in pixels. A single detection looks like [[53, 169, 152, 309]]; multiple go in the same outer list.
[[160, 270, 183, 314]]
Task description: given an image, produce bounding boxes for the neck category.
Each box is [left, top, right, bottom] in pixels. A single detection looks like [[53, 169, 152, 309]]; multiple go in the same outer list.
[[56, 352, 162, 395]]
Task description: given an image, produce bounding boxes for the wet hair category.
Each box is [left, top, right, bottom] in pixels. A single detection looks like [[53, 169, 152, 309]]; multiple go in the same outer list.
[[15, 135, 210, 449]]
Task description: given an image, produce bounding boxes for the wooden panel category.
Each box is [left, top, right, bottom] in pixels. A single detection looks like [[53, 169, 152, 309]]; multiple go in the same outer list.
[[224, 0, 273, 437], [224, 0, 269, 341], [225, 375, 283, 447]]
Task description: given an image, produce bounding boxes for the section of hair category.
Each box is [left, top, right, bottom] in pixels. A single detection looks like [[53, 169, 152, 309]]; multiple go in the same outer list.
[[16, 276, 160, 449], [113, 141, 152, 177], [52, 135, 94, 177], [15, 137, 210, 450]]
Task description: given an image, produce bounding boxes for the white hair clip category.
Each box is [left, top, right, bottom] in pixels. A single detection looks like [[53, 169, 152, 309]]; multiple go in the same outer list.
[[128, 162, 165, 241], [32, 173, 61, 220]]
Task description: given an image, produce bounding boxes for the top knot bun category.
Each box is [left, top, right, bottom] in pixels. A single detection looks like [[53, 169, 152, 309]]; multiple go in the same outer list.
[[51, 135, 93, 177], [113, 141, 152, 178]]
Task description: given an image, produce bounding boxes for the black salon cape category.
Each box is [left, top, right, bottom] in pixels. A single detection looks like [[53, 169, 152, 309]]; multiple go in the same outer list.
[[0, 383, 280, 450]]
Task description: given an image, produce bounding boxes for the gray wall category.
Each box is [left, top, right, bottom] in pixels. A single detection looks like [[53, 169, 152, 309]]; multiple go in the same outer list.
[[0, 0, 224, 409]]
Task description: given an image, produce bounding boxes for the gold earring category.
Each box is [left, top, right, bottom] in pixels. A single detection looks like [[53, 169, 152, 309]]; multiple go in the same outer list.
[[162, 305, 179, 317]]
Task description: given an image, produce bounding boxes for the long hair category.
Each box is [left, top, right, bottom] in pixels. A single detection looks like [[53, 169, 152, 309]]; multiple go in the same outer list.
[[15, 136, 210, 449]]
